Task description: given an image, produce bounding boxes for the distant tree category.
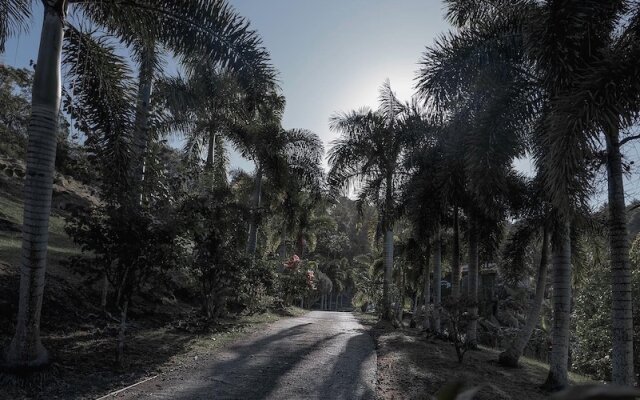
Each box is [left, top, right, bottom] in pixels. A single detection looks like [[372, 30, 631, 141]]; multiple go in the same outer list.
[[328, 80, 412, 321]]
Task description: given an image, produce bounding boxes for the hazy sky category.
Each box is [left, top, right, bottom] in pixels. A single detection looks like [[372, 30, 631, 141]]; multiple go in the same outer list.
[[5, 1, 639, 202], [228, 0, 451, 161], [2, 0, 451, 171]]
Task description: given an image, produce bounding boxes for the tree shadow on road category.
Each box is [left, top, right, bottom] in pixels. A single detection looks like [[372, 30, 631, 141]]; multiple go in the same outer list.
[[321, 332, 377, 400], [168, 322, 345, 399]]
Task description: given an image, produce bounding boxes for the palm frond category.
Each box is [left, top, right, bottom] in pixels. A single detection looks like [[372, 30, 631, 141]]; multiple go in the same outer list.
[[80, 0, 277, 88], [0, 0, 31, 52], [62, 27, 136, 200]]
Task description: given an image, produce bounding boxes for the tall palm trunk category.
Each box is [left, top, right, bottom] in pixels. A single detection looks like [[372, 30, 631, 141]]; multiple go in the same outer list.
[[382, 173, 394, 321], [467, 217, 479, 347], [500, 226, 549, 367], [4, 3, 65, 368], [396, 269, 406, 322], [433, 230, 442, 333], [212, 135, 227, 188], [452, 205, 461, 299], [279, 225, 288, 259], [543, 221, 572, 391], [383, 229, 394, 320], [130, 45, 156, 204], [423, 245, 431, 331], [246, 165, 262, 255], [605, 125, 635, 386], [205, 131, 215, 169]]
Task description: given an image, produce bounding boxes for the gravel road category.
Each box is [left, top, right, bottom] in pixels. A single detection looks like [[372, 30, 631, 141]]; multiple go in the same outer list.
[[117, 311, 376, 400]]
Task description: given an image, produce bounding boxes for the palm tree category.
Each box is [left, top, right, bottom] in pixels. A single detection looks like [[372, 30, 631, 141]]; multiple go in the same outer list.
[[545, 220, 572, 390], [232, 92, 285, 256], [328, 80, 410, 320], [0, 0, 274, 370], [545, 7, 640, 386], [432, 229, 443, 333], [443, 0, 640, 386], [156, 67, 244, 173], [451, 205, 461, 299], [498, 177, 551, 367], [420, 5, 570, 383], [416, 26, 533, 346], [234, 115, 324, 255]]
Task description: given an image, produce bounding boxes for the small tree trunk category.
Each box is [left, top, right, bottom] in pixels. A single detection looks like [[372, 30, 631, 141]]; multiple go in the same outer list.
[[5, 3, 65, 368], [543, 221, 572, 391], [433, 230, 442, 333], [452, 205, 461, 299], [101, 273, 109, 311], [500, 226, 549, 367], [467, 217, 479, 348], [246, 165, 263, 255], [382, 229, 394, 321], [115, 265, 130, 307], [116, 300, 129, 368], [605, 125, 636, 386]]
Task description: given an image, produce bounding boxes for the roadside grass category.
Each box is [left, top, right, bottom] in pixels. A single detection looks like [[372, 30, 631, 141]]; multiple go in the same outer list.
[[188, 307, 308, 355], [355, 313, 596, 399], [3, 306, 308, 399], [0, 189, 81, 270], [353, 311, 379, 328]]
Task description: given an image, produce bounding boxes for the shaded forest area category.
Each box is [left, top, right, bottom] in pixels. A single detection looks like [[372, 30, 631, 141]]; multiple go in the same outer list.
[[2, 1, 640, 399]]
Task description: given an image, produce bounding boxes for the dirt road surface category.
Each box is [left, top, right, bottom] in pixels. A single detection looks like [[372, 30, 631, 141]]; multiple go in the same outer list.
[[116, 311, 376, 400]]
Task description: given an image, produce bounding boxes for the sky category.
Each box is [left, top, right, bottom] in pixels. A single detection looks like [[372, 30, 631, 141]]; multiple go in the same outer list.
[[4, 1, 640, 202]]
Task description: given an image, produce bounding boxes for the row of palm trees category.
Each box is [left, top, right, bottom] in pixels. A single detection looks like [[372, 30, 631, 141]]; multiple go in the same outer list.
[[328, 0, 640, 390], [0, 0, 327, 371]]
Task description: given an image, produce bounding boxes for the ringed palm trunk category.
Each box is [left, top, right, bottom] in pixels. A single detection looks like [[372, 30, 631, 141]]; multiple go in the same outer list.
[[382, 173, 394, 321], [433, 230, 442, 333], [4, 3, 65, 368], [423, 246, 431, 331], [396, 269, 406, 322], [467, 217, 479, 348], [246, 164, 262, 255], [605, 125, 635, 386], [205, 131, 215, 169], [543, 221, 572, 391], [130, 46, 156, 203], [452, 205, 461, 299], [499, 226, 549, 367], [383, 229, 394, 321]]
